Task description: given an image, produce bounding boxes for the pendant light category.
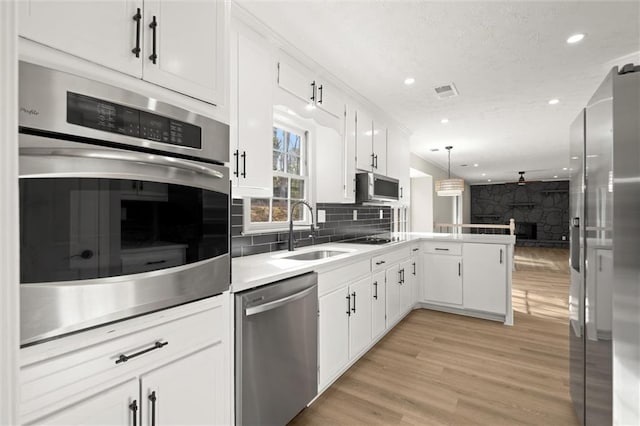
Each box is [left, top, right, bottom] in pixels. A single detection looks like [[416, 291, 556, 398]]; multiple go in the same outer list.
[[517, 171, 526, 185], [435, 146, 465, 196]]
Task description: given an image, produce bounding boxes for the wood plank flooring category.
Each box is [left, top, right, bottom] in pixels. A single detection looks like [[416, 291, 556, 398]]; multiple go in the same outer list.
[[290, 246, 579, 425]]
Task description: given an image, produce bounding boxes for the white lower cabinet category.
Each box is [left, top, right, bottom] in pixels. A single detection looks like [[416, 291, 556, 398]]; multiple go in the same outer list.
[[422, 253, 463, 305], [348, 277, 372, 358], [399, 258, 415, 313], [318, 276, 372, 389], [463, 243, 507, 315], [20, 296, 230, 426], [318, 286, 350, 388], [385, 264, 401, 326], [24, 379, 138, 426], [140, 343, 227, 426], [371, 271, 387, 339]]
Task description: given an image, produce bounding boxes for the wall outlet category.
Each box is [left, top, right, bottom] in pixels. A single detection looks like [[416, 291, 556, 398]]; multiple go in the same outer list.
[[353, 210, 358, 221], [317, 210, 326, 223], [379, 209, 384, 219], [562, 235, 566, 241]]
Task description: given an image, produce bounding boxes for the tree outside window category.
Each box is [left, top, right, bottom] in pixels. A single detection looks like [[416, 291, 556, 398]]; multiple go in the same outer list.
[[250, 125, 307, 224]]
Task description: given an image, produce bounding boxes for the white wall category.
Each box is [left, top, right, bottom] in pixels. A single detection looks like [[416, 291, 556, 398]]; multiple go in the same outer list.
[[409, 153, 471, 228], [0, 2, 19, 424], [411, 176, 433, 232]]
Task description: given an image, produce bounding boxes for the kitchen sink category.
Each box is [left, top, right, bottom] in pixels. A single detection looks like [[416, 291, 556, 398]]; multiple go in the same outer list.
[[282, 250, 348, 261]]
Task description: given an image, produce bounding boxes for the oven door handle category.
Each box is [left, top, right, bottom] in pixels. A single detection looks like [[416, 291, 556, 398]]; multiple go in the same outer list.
[[20, 148, 225, 179]]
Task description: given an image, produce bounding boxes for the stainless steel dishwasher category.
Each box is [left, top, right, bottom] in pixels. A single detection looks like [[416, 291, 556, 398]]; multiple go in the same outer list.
[[235, 272, 318, 426]]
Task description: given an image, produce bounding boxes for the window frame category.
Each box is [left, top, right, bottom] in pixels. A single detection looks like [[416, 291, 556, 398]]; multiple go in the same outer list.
[[243, 119, 312, 233]]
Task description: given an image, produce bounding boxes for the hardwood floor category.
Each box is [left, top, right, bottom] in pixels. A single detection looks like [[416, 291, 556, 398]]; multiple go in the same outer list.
[[290, 246, 579, 425]]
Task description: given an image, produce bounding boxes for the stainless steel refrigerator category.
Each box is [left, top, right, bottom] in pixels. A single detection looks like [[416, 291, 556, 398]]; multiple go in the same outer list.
[[569, 64, 640, 425]]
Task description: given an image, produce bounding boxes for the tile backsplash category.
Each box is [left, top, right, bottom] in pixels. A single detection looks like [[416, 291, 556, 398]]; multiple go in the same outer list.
[[231, 199, 392, 257]]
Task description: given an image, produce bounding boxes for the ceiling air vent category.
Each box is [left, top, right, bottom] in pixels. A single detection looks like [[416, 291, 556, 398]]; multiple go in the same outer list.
[[434, 83, 459, 99]]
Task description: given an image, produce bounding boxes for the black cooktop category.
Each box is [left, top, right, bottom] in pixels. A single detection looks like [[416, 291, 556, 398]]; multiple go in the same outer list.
[[339, 235, 397, 245]]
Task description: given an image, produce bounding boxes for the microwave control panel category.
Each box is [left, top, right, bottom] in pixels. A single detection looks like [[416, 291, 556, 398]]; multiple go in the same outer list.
[[66, 92, 202, 149]]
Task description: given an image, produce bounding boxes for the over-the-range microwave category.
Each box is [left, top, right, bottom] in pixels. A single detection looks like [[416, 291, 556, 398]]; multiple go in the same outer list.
[[355, 172, 399, 203]]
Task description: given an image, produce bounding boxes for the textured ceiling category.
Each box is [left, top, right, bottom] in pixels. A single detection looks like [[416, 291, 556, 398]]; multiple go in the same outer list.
[[237, 0, 640, 183]]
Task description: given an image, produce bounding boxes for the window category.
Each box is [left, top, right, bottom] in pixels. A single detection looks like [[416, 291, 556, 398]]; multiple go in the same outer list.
[[248, 124, 309, 227]]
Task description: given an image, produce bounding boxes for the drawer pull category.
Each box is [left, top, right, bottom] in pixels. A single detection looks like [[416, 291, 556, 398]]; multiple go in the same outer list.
[[115, 341, 168, 364], [412, 248, 419, 252], [435, 248, 449, 251], [375, 260, 386, 265]]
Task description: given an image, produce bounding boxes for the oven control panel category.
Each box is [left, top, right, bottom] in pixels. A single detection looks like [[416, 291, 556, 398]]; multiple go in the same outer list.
[[67, 92, 202, 149]]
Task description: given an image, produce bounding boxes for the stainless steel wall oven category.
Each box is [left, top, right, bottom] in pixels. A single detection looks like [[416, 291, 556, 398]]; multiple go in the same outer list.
[[18, 62, 230, 346]]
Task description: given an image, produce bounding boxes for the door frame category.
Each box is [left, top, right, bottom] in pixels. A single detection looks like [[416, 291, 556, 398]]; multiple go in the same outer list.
[[0, 1, 20, 424]]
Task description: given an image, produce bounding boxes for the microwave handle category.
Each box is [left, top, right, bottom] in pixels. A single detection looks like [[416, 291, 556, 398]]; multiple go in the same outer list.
[[20, 148, 225, 179]]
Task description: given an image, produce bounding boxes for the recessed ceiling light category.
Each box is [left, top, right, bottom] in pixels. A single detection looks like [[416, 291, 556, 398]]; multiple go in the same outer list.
[[441, 118, 449, 124], [404, 77, 415, 86], [554, 175, 558, 178], [430, 148, 439, 152], [460, 164, 468, 167], [481, 173, 486, 176], [571, 156, 579, 160], [548, 99, 560, 105], [563, 167, 568, 170], [488, 179, 492, 182], [473, 163, 479, 167], [567, 33, 585, 44]]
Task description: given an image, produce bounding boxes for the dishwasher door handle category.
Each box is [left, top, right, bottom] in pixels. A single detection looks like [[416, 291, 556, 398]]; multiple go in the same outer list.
[[245, 285, 316, 316]]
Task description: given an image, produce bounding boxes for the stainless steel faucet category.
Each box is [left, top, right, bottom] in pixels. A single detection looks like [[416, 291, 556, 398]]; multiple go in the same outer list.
[[288, 200, 315, 251]]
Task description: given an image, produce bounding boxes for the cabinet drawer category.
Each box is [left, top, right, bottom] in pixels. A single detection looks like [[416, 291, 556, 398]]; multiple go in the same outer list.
[[319, 259, 370, 296], [422, 242, 462, 256], [20, 298, 225, 420], [371, 246, 411, 272]]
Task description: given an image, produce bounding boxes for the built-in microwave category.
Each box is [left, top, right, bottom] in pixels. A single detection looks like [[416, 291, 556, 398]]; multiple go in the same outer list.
[[18, 62, 230, 346], [355, 172, 399, 203]]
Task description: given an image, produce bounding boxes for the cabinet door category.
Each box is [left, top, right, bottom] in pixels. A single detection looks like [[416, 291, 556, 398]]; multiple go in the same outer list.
[[462, 243, 507, 314], [278, 61, 314, 104], [315, 125, 346, 203], [371, 271, 386, 339], [385, 264, 401, 326], [143, 0, 225, 105], [140, 343, 229, 426], [231, 27, 273, 196], [386, 128, 410, 203], [26, 379, 139, 426], [19, 0, 143, 78], [348, 277, 372, 359], [319, 286, 350, 389], [372, 123, 387, 176], [316, 82, 345, 119], [355, 110, 373, 171], [422, 254, 463, 305], [344, 106, 357, 202], [400, 258, 418, 312]]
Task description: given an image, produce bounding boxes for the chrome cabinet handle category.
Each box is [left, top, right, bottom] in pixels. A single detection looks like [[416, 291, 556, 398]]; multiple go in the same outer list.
[[21, 148, 225, 179], [132, 8, 142, 57], [115, 341, 168, 364], [149, 16, 158, 64]]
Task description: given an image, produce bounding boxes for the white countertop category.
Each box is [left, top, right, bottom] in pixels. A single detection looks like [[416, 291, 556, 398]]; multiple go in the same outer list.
[[231, 232, 515, 293]]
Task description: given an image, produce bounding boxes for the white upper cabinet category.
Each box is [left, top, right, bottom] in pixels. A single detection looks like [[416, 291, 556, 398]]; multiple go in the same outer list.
[[277, 61, 344, 119], [372, 123, 387, 176], [355, 109, 374, 171], [19, 0, 143, 78], [386, 128, 410, 204], [142, 0, 226, 105], [229, 24, 274, 197], [19, 0, 227, 106]]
